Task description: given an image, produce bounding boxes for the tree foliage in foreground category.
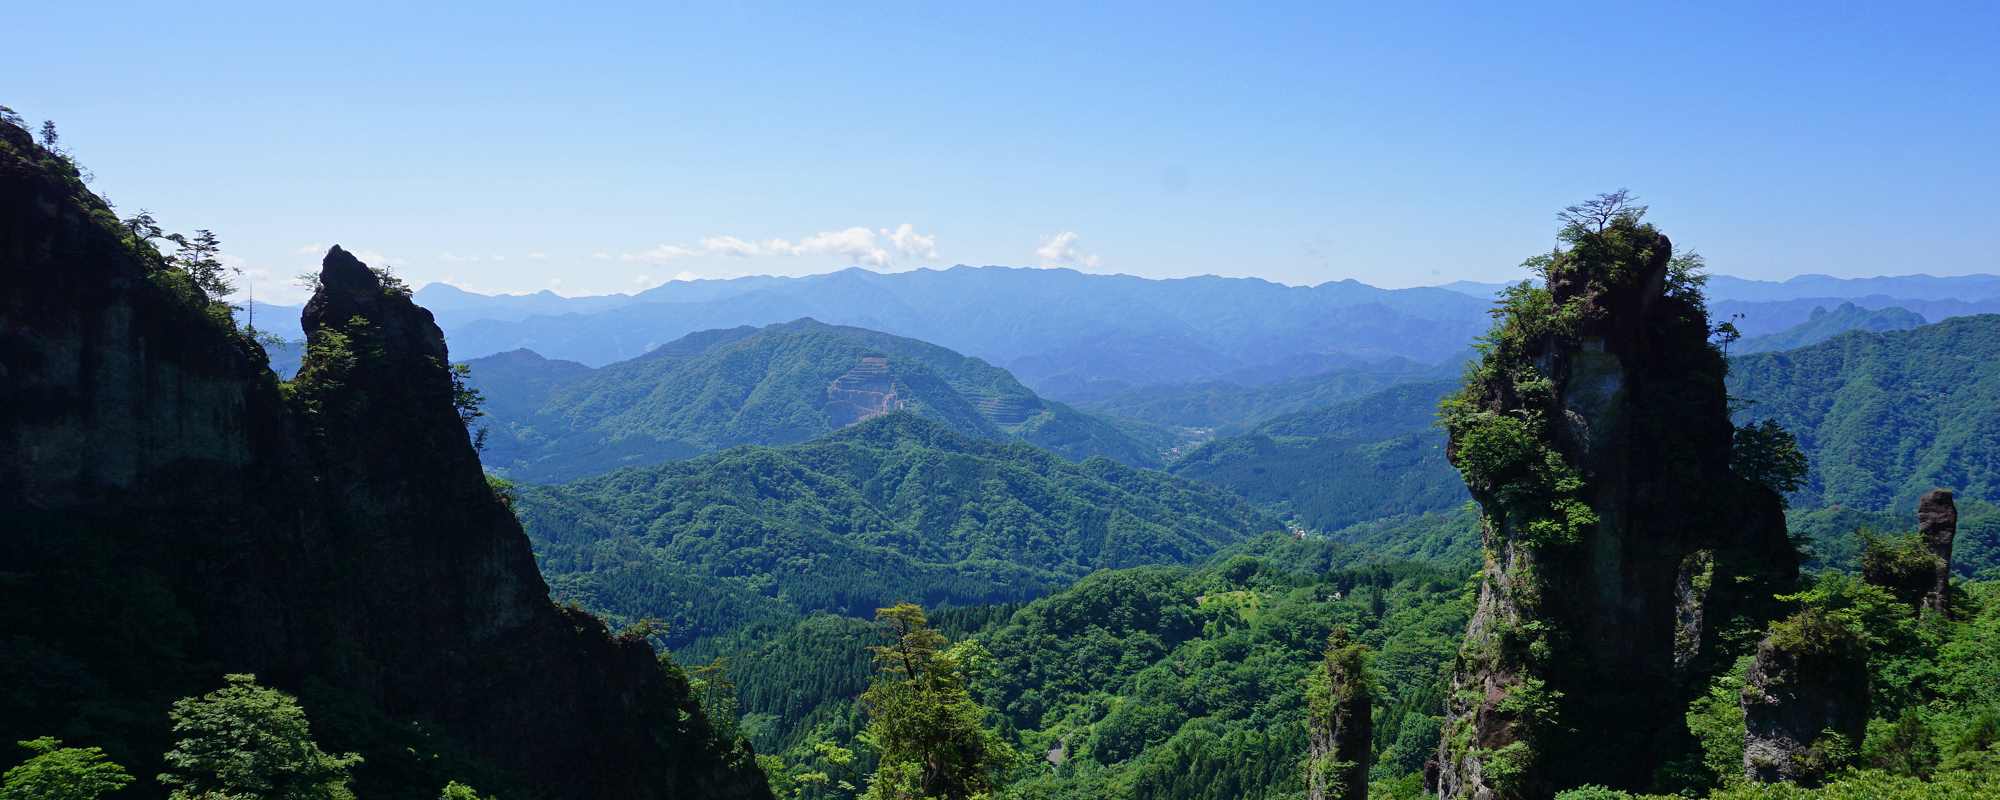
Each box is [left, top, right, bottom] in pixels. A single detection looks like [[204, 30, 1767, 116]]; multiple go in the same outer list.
[[156, 674, 362, 800], [857, 604, 1015, 800], [0, 737, 132, 800]]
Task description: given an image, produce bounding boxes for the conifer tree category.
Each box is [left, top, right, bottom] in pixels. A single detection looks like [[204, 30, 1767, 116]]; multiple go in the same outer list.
[[858, 603, 1014, 800], [167, 228, 233, 298]]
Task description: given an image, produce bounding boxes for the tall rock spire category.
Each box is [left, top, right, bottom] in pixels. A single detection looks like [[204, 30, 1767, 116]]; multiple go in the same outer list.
[[1434, 194, 1797, 798], [0, 119, 770, 800], [1919, 489, 1958, 616], [1306, 628, 1372, 800]]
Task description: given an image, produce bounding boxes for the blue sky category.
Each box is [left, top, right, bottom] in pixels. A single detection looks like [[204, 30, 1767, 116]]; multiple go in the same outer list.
[[8, 2, 1995, 302]]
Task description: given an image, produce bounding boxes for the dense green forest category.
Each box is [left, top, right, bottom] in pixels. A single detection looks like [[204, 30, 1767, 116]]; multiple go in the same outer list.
[[721, 528, 2000, 800], [470, 319, 1161, 481], [515, 413, 1279, 650], [1727, 314, 2000, 512], [723, 533, 1472, 800]]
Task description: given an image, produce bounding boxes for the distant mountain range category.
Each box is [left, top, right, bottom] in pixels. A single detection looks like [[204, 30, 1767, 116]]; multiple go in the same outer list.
[[1439, 272, 2000, 339], [243, 267, 1491, 399], [1440, 272, 2000, 304], [465, 318, 1162, 482], [1733, 302, 1925, 354], [242, 268, 2000, 402]]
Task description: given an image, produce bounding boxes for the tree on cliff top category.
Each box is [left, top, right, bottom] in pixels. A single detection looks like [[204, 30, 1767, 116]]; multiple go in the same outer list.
[[1558, 188, 1647, 235]]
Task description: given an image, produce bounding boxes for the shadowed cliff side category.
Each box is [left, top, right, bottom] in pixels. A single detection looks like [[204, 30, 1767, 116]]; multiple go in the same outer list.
[[1434, 194, 1798, 799], [0, 122, 769, 799]]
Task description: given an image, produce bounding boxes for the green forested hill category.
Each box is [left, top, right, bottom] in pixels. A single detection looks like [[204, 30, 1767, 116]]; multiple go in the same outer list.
[[515, 413, 1279, 650], [1727, 314, 2000, 512], [470, 319, 1160, 482], [1167, 381, 1467, 530]]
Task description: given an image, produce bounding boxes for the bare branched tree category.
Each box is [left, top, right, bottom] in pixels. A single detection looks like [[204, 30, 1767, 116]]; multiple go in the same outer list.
[[1558, 189, 1647, 233]]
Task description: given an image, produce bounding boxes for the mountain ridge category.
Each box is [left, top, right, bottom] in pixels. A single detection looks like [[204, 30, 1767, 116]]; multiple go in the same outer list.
[[468, 317, 1163, 482]]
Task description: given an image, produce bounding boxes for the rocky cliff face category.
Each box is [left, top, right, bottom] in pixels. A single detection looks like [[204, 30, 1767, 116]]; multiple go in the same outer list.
[[1434, 203, 1798, 798], [0, 123, 769, 799]]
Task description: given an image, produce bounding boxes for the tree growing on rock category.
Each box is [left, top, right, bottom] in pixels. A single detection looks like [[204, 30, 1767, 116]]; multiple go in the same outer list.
[[1435, 192, 1798, 798], [1304, 627, 1372, 800], [166, 229, 232, 299]]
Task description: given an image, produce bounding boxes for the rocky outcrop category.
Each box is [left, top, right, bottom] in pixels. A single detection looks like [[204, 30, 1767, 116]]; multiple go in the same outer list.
[[1919, 489, 1958, 616], [1435, 202, 1798, 798], [1306, 629, 1372, 800], [0, 123, 768, 799], [1739, 609, 1870, 785], [1860, 491, 1956, 612], [824, 355, 906, 425]]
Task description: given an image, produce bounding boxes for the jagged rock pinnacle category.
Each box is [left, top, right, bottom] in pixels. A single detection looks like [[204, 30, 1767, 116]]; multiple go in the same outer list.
[[1920, 488, 1958, 615]]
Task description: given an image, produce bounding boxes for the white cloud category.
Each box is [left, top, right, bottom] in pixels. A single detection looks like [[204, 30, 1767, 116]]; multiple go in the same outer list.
[[1035, 231, 1100, 268], [440, 252, 480, 263], [674, 270, 700, 282], [790, 227, 890, 266], [295, 243, 327, 256], [592, 251, 612, 260], [701, 235, 766, 258], [882, 223, 938, 259], [527, 251, 548, 261]]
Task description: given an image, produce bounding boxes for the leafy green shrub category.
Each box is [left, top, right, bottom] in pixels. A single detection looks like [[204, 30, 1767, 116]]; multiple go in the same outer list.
[[157, 674, 362, 800], [0, 737, 133, 800]]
